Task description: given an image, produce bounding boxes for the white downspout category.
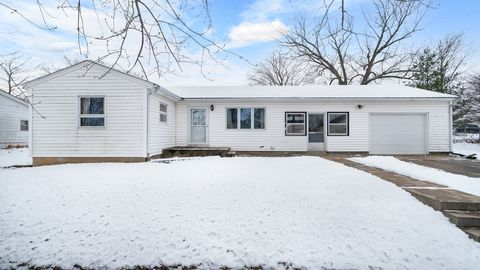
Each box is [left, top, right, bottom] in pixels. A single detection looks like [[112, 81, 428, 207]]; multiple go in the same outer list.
[[28, 96, 33, 158], [449, 101, 453, 153], [145, 88, 150, 160]]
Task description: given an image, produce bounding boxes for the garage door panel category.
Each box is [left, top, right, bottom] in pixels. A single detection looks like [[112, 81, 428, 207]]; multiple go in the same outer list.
[[370, 114, 426, 155]]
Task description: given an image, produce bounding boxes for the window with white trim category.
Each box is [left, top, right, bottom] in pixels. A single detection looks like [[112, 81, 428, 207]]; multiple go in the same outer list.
[[160, 102, 168, 123], [20, 120, 28, 131], [226, 108, 265, 129], [285, 112, 306, 136], [327, 112, 349, 136], [79, 97, 105, 127]]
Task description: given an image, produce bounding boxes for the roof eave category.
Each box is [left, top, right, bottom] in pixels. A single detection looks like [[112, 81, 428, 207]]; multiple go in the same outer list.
[[179, 96, 457, 101]]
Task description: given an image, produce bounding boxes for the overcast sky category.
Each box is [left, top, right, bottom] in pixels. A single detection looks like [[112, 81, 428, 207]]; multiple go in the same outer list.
[[0, 0, 479, 87]]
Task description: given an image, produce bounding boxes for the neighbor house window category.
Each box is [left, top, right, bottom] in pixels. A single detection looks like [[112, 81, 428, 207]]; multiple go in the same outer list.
[[327, 112, 349, 136], [226, 108, 265, 130], [20, 120, 28, 131], [160, 102, 168, 123], [285, 112, 306, 136], [79, 97, 105, 127]]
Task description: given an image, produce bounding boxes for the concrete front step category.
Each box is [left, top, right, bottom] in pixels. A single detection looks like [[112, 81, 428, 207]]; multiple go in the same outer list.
[[461, 227, 480, 242], [443, 210, 480, 227], [162, 147, 231, 157], [405, 188, 480, 211]]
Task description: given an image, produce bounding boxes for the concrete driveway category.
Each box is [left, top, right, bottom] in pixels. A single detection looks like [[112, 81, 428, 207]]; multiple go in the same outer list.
[[397, 156, 480, 178]]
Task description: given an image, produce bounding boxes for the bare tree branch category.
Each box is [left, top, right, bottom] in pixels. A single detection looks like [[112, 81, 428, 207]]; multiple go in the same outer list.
[[0, 52, 30, 97], [1, 0, 250, 80], [248, 50, 318, 86], [282, 0, 429, 85]]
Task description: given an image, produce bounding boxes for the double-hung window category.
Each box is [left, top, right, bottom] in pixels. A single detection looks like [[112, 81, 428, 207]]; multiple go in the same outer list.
[[79, 97, 105, 127], [160, 102, 168, 123], [20, 120, 28, 131], [327, 112, 349, 136], [226, 108, 265, 129], [285, 112, 306, 136]]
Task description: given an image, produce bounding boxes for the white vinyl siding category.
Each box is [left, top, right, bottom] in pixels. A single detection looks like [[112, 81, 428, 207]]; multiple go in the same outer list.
[[0, 92, 29, 147], [30, 64, 146, 157], [175, 100, 451, 153], [370, 114, 427, 155], [148, 93, 176, 157]]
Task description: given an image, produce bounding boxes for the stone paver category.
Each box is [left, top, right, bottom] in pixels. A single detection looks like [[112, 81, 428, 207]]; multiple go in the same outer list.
[[462, 228, 480, 242], [443, 210, 480, 227], [405, 188, 480, 211]]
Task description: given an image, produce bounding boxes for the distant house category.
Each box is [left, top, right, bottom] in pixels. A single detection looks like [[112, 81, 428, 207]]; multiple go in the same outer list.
[[23, 60, 456, 166], [0, 90, 29, 148]]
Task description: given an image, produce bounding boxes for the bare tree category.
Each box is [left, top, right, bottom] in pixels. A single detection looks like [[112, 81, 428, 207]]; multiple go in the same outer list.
[[0, 52, 29, 98], [248, 51, 317, 86], [282, 0, 428, 85], [0, 1, 247, 79]]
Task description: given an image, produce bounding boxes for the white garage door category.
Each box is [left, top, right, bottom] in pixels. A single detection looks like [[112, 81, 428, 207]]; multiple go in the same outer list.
[[370, 114, 427, 155]]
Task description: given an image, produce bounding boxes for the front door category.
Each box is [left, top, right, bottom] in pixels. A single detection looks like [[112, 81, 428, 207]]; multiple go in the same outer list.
[[189, 108, 208, 145], [308, 113, 325, 151]]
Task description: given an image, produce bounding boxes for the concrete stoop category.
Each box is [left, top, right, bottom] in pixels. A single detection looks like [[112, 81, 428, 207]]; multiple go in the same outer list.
[[161, 147, 231, 157], [325, 156, 480, 242]]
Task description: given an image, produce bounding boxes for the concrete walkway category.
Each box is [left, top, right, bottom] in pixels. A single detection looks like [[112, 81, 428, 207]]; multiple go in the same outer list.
[[397, 156, 480, 178], [325, 156, 480, 242]]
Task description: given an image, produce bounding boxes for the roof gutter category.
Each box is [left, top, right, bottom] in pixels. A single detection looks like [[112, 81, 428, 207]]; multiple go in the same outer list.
[[178, 96, 457, 101]]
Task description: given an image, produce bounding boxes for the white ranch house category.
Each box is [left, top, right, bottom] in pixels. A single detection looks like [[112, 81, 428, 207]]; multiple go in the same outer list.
[[23, 61, 456, 166], [0, 90, 29, 148]]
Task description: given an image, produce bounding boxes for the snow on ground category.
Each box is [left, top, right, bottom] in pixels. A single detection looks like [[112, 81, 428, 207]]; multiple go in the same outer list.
[[453, 143, 480, 158], [349, 156, 480, 196], [1, 156, 480, 269], [0, 148, 31, 167], [453, 133, 480, 143]]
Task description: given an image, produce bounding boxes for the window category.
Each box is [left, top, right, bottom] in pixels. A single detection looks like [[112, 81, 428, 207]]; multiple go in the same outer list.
[[226, 107, 265, 130], [20, 120, 28, 131], [79, 97, 105, 127], [285, 112, 306, 136], [240, 108, 251, 129], [226, 108, 238, 129], [254, 108, 265, 129], [327, 112, 349, 136], [160, 102, 168, 123]]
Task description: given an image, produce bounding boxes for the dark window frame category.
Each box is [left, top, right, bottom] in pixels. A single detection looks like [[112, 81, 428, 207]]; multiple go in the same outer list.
[[285, 111, 307, 136], [20, 120, 29, 131], [160, 102, 168, 123], [327, 112, 349, 136], [79, 96, 106, 128]]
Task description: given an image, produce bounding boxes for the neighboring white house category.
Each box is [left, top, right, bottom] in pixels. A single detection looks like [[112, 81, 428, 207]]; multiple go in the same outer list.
[[0, 90, 29, 148], [23, 60, 457, 165]]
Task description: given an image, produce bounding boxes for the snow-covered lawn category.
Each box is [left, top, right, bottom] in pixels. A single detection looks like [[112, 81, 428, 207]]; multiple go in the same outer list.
[[349, 156, 480, 196], [1, 157, 480, 269], [453, 142, 480, 158], [453, 133, 480, 143], [0, 148, 32, 167]]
